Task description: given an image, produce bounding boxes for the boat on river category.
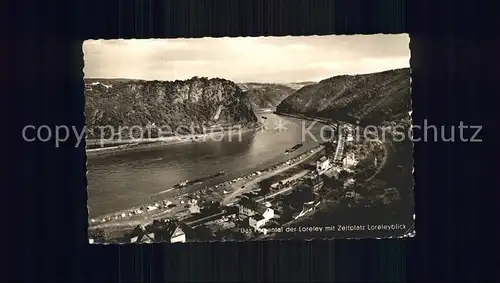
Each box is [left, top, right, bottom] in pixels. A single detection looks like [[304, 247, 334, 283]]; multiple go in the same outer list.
[[172, 171, 226, 189], [285, 143, 303, 154]]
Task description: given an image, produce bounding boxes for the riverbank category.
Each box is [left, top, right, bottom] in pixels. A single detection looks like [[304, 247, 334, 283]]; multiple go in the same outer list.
[[274, 111, 331, 124], [222, 146, 324, 205], [87, 113, 332, 239], [86, 124, 262, 158]]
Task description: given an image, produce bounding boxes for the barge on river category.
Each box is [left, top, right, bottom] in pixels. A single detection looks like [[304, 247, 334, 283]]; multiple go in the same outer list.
[[285, 143, 303, 154], [172, 171, 226, 189]]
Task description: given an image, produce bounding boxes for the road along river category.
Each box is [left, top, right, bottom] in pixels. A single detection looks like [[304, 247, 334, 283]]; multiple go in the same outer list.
[[86, 112, 327, 219]]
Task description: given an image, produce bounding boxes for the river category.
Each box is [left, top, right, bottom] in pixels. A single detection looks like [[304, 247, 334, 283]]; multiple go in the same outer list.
[[86, 112, 325, 218]]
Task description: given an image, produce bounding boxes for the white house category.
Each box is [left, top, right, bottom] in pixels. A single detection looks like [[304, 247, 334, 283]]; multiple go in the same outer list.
[[130, 233, 155, 243], [346, 132, 354, 142], [129, 225, 155, 244], [343, 178, 355, 187], [270, 182, 280, 189], [316, 156, 332, 175], [262, 207, 274, 220], [342, 153, 358, 168], [345, 190, 356, 198], [345, 190, 361, 199], [238, 198, 275, 232], [170, 227, 186, 243], [188, 203, 201, 214], [249, 214, 268, 231], [237, 198, 274, 219]]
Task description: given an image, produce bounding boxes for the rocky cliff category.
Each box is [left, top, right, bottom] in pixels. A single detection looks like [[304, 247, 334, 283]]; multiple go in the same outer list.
[[85, 77, 258, 138], [276, 68, 411, 125]]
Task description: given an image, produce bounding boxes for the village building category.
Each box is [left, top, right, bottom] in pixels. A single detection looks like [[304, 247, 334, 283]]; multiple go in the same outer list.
[[128, 221, 188, 244], [342, 153, 359, 169], [345, 189, 361, 199], [188, 202, 201, 214], [128, 225, 155, 244], [308, 175, 324, 191], [248, 214, 269, 232], [237, 198, 274, 219], [316, 156, 332, 175], [270, 181, 281, 189], [237, 198, 275, 232], [346, 132, 354, 142], [324, 167, 341, 179], [344, 178, 355, 188], [169, 226, 187, 243]]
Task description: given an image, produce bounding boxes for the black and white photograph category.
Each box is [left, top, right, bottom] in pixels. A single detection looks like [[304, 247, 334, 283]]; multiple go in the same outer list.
[[84, 34, 414, 244]]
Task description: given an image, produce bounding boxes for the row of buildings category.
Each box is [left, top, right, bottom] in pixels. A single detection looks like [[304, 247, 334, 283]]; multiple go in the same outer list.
[[235, 132, 362, 234], [316, 153, 358, 177], [127, 220, 188, 244], [111, 149, 362, 243], [104, 197, 276, 243], [237, 198, 275, 233]]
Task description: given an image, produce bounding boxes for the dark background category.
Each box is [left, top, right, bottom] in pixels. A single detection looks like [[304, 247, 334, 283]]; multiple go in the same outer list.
[[4, 0, 495, 282]]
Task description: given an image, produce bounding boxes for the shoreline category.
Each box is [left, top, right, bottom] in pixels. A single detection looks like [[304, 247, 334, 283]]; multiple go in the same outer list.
[[87, 114, 333, 235], [276, 111, 351, 127], [86, 124, 261, 158], [88, 112, 413, 241], [88, 143, 325, 231]]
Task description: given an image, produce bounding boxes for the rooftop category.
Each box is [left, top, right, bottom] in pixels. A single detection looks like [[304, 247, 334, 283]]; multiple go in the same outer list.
[[238, 198, 269, 214], [251, 214, 264, 221], [130, 220, 189, 243]]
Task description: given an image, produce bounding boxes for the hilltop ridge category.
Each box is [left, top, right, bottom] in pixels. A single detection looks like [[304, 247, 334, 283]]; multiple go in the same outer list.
[[276, 68, 411, 125], [85, 77, 258, 138]]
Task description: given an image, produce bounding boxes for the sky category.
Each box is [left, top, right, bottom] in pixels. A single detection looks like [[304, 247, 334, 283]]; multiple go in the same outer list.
[[83, 34, 410, 83]]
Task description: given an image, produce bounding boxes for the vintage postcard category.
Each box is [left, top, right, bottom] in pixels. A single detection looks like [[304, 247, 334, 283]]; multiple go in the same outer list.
[[84, 34, 414, 244]]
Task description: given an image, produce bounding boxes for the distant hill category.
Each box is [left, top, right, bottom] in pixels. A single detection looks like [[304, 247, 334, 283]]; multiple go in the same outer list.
[[237, 83, 297, 109], [276, 68, 411, 125], [85, 77, 258, 139], [84, 78, 144, 85], [283, 82, 317, 90]]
